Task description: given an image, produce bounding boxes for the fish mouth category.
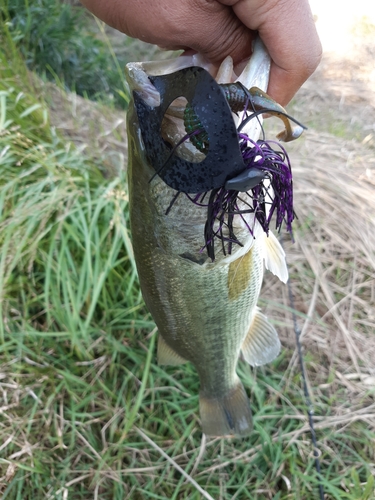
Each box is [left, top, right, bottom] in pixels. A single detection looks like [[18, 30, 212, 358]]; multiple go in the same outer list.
[[125, 38, 303, 261], [125, 37, 271, 100], [125, 37, 271, 147], [125, 38, 304, 159]]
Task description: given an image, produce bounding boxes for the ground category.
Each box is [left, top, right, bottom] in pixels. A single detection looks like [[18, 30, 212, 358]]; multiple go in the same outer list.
[[47, 5, 375, 490], [1, 3, 375, 498]]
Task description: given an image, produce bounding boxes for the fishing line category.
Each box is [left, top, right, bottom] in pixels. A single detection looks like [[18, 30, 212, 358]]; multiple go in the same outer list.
[[280, 234, 325, 500]]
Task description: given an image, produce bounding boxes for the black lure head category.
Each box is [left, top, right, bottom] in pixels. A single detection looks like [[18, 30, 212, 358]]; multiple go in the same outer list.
[[133, 67, 247, 194], [224, 167, 267, 192]]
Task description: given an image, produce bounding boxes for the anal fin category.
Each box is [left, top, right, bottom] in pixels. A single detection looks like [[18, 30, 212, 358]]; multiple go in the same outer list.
[[199, 380, 252, 437], [157, 335, 188, 366], [241, 308, 281, 366]]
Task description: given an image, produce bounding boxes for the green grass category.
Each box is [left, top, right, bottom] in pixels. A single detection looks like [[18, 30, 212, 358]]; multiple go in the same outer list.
[[1, 0, 130, 108], [1, 18, 375, 500]]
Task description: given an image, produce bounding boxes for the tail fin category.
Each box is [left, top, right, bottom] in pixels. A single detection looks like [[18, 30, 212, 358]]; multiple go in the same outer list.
[[199, 380, 252, 437]]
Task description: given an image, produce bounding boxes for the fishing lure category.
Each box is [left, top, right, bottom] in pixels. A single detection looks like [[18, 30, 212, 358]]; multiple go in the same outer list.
[[134, 66, 305, 260], [181, 79, 305, 259], [134, 66, 246, 194]]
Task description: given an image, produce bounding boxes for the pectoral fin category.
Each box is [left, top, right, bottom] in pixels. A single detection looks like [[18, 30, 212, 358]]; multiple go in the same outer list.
[[263, 231, 288, 283], [241, 308, 281, 366], [157, 335, 188, 366]]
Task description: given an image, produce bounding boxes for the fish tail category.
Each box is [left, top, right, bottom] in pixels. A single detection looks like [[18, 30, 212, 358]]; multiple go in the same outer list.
[[199, 380, 252, 437]]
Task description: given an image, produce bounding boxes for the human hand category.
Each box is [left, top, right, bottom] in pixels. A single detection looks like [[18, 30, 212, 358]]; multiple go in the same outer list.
[[80, 0, 321, 105]]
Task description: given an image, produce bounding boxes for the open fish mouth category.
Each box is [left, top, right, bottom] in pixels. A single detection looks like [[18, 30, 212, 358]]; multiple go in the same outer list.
[[126, 38, 305, 260]]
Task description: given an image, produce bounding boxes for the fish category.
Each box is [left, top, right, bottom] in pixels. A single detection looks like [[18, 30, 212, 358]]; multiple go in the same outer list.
[[125, 39, 294, 437]]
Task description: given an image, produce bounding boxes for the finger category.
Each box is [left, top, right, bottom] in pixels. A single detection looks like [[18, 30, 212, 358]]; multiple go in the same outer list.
[[158, 0, 256, 65], [222, 0, 322, 105]]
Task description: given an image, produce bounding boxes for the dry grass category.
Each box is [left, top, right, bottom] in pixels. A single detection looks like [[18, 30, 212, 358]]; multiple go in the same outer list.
[[46, 83, 128, 178], [261, 33, 375, 479], [264, 126, 375, 417]]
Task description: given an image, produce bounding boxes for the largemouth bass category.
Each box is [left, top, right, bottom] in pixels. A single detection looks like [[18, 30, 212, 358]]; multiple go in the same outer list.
[[125, 39, 296, 436]]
